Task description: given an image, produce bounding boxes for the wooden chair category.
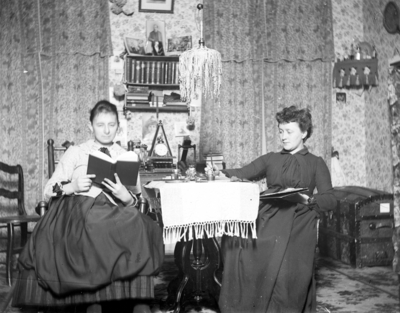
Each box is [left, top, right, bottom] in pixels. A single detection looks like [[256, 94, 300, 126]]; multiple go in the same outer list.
[[0, 162, 40, 286]]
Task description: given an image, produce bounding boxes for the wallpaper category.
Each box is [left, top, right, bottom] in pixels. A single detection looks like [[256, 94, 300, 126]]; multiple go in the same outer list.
[[363, 0, 397, 192], [331, 0, 367, 187], [108, 0, 201, 162]]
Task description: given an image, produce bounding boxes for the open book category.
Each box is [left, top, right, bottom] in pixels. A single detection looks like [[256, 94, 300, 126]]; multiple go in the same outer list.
[[87, 150, 140, 186], [260, 187, 308, 200]]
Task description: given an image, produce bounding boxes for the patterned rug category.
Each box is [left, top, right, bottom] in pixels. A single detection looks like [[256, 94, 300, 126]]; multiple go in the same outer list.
[[0, 254, 399, 313]]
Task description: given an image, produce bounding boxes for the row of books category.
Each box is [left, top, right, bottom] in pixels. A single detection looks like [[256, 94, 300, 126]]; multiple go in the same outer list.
[[125, 59, 179, 85]]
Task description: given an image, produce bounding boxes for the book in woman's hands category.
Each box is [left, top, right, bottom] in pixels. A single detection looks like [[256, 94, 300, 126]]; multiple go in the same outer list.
[[87, 150, 140, 186], [260, 187, 308, 200]]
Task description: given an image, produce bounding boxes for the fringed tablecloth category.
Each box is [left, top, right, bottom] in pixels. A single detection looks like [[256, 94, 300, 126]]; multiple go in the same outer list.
[[146, 180, 259, 244]]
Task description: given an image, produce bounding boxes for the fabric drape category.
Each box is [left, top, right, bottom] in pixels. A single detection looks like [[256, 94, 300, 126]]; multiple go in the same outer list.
[[0, 0, 112, 217], [202, 0, 334, 168]]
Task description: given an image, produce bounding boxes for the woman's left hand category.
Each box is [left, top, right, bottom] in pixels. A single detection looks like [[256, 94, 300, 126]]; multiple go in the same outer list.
[[102, 173, 133, 205], [284, 193, 309, 205]]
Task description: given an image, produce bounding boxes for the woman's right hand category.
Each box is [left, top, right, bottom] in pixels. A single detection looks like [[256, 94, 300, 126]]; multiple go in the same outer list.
[[71, 175, 96, 193]]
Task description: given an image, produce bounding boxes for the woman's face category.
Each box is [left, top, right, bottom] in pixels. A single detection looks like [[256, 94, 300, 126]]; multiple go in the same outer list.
[[278, 122, 307, 154], [90, 112, 119, 146]]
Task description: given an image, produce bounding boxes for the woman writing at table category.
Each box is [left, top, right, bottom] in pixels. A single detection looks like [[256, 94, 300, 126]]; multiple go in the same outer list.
[[218, 106, 336, 313], [13, 100, 163, 313]]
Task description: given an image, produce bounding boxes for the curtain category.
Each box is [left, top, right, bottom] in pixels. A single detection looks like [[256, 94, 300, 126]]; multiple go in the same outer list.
[[203, 0, 334, 168], [0, 0, 112, 215]]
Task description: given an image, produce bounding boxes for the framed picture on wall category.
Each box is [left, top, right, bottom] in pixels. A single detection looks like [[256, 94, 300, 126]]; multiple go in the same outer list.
[[139, 0, 174, 14]]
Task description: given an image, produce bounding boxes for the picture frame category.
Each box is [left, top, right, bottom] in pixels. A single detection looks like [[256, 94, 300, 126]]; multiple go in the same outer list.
[[146, 20, 166, 56], [336, 92, 346, 105], [166, 35, 192, 56], [124, 37, 146, 56], [139, 0, 174, 14]]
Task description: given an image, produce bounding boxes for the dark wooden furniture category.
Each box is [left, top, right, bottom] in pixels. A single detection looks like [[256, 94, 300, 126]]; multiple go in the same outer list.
[[124, 55, 188, 113], [0, 162, 40, 286], [319, 186, 394, 268]]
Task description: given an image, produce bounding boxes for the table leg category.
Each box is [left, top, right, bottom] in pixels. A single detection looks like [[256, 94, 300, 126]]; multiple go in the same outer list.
[[165, 237, 222, 312]]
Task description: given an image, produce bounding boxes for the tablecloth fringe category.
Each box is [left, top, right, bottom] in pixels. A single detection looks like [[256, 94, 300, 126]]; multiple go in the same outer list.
[[163, 220, 257, 244]]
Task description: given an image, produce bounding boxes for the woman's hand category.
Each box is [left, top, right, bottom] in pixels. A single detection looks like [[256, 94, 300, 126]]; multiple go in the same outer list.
[[71, 175, 96, 193], [284, 193, 310, 205], [102, 173, 134, 206]]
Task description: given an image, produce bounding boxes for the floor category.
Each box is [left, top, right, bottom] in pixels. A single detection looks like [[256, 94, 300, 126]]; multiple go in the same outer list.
[[0, 251, 399, 313]]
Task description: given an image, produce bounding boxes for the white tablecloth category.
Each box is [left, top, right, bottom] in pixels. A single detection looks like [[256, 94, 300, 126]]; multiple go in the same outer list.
[[146, 180, 259, 244]]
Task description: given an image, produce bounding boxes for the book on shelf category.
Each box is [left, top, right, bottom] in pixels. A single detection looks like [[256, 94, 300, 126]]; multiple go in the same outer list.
[[135, 61, 141, 84], [126, 94, 149, 100], [87, 150, 140, 186], [126, 100, 150, 107], [127, 86, 149, 94], [259, 187, 308, 200]]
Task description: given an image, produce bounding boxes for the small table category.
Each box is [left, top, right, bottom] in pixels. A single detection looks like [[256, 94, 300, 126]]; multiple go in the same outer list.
[[146, 180, 259, 312]]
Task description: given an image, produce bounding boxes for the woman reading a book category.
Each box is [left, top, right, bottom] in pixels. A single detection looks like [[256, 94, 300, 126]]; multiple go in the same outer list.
[[14, 100, 163, 313], [218, 106, 336, 313]]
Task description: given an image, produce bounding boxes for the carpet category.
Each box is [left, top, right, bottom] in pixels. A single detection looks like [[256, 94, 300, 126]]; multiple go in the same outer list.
[[0, 254, 399, 313]]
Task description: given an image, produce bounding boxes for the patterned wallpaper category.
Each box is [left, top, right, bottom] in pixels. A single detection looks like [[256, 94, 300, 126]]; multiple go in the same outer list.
[[331, 0, 395, 192], [108, 0, 201, 162], [363, 0, 397, 192], [331, 0, 367, 187], [108, 0, 396, 190]]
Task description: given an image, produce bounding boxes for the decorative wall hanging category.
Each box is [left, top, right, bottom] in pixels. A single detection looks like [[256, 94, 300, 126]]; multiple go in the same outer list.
[[333, 59, 379, 88], [383, 1, 400, 34]]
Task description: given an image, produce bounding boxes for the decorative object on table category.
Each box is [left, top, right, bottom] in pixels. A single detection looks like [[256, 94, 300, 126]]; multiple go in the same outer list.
[[166, 35, 192, 56], [178, 3, 222, 104], [139, 0, 174, 14], [185, 164, 197, 181], [148, 120, 174, 172], [124, 37, 146, 56]]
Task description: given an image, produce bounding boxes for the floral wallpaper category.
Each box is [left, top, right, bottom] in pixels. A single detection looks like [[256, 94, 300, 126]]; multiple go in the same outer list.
[[108, 0, 201, 162], [331, 0, 367, 187], [363, 0, 397, 192]]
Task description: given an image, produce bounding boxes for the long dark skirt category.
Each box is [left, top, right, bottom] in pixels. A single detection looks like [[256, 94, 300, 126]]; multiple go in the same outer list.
[[12, 193, 164, 307], [218, 201, 318, 313]]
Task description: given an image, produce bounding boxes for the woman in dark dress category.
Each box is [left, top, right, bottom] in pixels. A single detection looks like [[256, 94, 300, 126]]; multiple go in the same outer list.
[[218, 106, 336, 313], [13, 100, 164, 313]]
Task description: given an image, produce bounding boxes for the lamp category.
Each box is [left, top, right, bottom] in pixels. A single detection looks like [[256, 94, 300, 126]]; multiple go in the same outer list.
[[178, 3, 222, 104]]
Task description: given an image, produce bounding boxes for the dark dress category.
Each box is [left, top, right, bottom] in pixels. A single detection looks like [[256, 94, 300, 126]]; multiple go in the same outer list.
[[218, 148, 336, 313], [12, 194, 164, 307]]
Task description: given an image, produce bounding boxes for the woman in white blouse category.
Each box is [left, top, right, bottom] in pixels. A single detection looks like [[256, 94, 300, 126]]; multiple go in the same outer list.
[[13, 100, 163, 313]]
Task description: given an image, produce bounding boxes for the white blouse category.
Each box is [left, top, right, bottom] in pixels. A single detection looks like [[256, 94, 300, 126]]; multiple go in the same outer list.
[[44, 139, 141, 202]]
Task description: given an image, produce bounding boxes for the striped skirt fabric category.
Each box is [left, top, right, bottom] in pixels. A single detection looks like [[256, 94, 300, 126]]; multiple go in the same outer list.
[[12, 269, 155, 307]]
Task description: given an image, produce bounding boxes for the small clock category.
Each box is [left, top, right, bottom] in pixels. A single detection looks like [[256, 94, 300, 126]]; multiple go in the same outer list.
[[154, 142, 169, 157]]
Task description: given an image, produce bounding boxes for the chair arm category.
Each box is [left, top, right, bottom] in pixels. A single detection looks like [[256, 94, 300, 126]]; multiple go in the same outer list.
[[35, 200, 48, 216]]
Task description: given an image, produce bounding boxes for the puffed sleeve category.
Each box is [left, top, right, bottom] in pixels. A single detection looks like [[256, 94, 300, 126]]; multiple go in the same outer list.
[[43, 146, 80, 201], [313, 157, 337, 212]]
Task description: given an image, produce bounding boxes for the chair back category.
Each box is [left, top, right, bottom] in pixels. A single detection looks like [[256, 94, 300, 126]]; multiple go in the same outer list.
[[47, 139, 75, 178], [0, 162, 26, 216]]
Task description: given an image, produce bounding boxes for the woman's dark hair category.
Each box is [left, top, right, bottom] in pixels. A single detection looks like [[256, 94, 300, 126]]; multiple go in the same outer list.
[[89, 100, 119, 124], [276, 106, 313, 142]]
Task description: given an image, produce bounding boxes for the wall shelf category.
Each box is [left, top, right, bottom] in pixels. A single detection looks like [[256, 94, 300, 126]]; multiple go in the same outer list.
[[125, 105, 188, 113], [333, 59, 378, 88]]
